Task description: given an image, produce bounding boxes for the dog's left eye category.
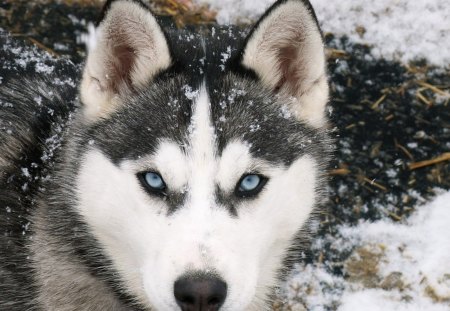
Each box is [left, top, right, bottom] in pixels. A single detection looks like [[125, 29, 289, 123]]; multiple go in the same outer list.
[[235, 174, 268, 198], [138, 172, 167, 195]]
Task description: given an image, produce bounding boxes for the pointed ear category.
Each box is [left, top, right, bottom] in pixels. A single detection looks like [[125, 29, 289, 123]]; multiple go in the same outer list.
[[241, 0, 328, 127], [80, 0, 172, 120]]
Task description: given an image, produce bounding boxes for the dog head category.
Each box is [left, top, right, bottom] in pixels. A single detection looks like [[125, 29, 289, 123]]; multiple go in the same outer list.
[[71, 0, 331, 309]]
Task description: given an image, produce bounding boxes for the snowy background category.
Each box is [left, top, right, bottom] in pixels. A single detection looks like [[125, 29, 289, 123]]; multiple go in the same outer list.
[[0, 0, 449, 310], [198, 0, 450, 66]]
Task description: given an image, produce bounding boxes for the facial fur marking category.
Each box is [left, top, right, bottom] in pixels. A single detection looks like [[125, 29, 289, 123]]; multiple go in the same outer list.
[[186, 85, 217, 209]]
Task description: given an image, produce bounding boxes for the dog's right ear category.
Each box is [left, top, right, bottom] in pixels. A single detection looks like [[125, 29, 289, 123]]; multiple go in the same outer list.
[[80, 0, 172, 121], [240, 0, 328, 128]]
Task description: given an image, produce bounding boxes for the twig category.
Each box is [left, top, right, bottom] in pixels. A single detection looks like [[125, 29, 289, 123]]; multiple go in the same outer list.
[[385, 114, 394, 121], [394, 139, 414, 161], [416, 91, 432, 106], [326, 48, 349, 59], [370, 94, 387, 110], [28, 37, 59, 57], [362, 177, 388, 192], [329, 168, 351, 176], [388, 212, 402, 221], [417, 81, 450, 97], [408, 153, 450, 170]]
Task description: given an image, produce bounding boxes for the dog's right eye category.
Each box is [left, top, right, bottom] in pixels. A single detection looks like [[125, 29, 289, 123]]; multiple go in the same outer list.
[[235, 174, 268, 198], [138, 172, 167, 196]]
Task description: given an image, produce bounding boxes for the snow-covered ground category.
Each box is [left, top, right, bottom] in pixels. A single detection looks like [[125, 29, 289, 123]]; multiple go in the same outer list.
[[196, 0, 450, 66], [280, 190, 450, 310]]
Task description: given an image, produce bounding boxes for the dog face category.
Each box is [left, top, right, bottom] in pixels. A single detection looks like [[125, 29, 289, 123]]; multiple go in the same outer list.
[[71, 0, 330, 309]]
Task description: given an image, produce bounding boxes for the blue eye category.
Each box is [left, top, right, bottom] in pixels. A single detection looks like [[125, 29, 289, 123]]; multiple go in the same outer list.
[[145, 172, 165, 189], [240, 175, 261, 191], [139, 172, 166, 195], [236, 174, 267, 198]]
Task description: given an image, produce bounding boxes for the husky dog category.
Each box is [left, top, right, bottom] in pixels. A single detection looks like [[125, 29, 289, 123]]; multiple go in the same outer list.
[[0, 0, 332, 310]]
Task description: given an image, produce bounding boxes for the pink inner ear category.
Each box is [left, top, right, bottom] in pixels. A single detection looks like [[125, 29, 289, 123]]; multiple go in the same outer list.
[[276, 45, 301, 95], [107, 40, 136, 93]]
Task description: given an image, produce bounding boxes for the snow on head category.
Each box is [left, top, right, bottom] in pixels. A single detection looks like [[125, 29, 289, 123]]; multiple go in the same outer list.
[[196, 0, 450, 66]]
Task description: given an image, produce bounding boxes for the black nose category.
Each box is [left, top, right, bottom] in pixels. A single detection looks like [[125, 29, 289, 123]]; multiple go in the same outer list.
[[174, 274, 227, 311]]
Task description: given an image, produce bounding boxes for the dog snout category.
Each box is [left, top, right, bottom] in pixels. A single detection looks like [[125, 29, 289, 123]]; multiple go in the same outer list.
[[174, 274, 227, 311]]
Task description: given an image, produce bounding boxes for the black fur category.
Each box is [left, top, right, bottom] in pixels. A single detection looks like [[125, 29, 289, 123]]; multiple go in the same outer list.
[[0, 30, 79, 309]]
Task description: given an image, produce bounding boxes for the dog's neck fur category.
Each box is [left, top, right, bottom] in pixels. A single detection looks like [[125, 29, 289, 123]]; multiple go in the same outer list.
[[30, 215, 130, 311]]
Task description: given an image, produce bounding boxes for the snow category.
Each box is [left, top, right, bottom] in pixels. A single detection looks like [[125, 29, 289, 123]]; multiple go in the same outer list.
[[280, 190, 450, 310], [196, 0, 450, 66], [339, 290, 450, 311], [280, 264, 344, 310], [79, 23, 98, 52], [196, 0, 273, 24], [311, 0, 450, 66]]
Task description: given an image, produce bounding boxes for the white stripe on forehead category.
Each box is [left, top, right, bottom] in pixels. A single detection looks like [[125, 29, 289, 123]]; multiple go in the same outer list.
[[187, 85, 217, 205]]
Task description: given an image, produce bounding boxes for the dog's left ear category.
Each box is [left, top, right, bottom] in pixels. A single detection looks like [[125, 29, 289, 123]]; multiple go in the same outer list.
[[80, 0, 172, 121], [241, 0, 328, 127]]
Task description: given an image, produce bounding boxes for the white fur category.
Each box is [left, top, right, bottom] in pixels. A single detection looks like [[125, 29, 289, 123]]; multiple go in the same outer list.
[[80, 0, 171, 121], [216, 140, 253, 192], [76, 86, 319, 310], [129, 141, 189, 191], [242, 0, 328, 128]]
